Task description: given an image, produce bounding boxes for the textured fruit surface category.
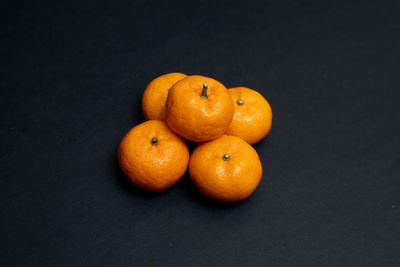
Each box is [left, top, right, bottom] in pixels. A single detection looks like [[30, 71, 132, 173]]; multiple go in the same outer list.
[[141, 72, 187, 120], [118, 120, 189, 191], [226, 87, 272, 145], [165, 75, 234, 142], [189, 135, 262, 201]]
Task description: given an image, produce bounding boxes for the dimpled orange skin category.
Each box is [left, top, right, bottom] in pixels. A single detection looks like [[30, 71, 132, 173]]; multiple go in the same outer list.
[[141, 73, 187, 120], [165, 75, 234, 142], [118, 120, 189, 191], [226, 87, 273, 145], [189, 135, 262, 202]]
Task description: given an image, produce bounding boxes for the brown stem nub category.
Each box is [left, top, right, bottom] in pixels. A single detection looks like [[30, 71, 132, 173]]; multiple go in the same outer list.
[[201, 81, 208, 98]]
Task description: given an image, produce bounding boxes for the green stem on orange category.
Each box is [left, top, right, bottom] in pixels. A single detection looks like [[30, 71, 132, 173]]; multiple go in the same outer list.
[[222, 154, 231, 161], [201, 81, 208, 98], [237, 99, 244, 105], [150, 137, 158, 146]]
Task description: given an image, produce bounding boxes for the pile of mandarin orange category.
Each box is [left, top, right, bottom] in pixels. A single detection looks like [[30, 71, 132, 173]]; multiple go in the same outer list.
[[118, 73, 272, 202]]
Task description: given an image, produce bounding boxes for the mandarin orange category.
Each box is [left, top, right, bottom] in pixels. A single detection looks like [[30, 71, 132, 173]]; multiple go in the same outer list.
[[118, 120, 189, 191], [165, 75, 234, 142], [189, 135, 262, 201], [141, 72, 187, 120], [226, 87, 272, 145]]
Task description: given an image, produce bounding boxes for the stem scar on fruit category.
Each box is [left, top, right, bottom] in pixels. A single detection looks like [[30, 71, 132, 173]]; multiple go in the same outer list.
[[222, 153, 231, 161], [201, 81, 208, 98], [151, 137, 158, 146], [237, 99, 244, 105]]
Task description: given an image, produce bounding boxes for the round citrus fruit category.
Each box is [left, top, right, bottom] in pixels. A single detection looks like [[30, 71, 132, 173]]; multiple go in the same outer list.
[[141, 72, 187, 120], [226, 87, 272, 145], [165, 75, 234, 142], [189, 135, 262, 201], [118, 120, 189, 191]]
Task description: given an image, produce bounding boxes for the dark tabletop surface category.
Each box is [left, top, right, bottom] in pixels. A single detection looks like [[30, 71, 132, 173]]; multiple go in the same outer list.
[[1, 0, 400, 266]]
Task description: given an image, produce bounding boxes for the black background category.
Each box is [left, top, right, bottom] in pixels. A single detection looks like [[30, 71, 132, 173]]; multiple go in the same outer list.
[[1, 0, 400, 266]]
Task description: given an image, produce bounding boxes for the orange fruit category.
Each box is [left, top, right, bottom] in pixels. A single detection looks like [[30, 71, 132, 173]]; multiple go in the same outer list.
[[141, 72, 187, 120], [118, 120, 189, 191], [165, 75, 234, 142], [226, 87, 272, 145], [189, 135, 262, 201]]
